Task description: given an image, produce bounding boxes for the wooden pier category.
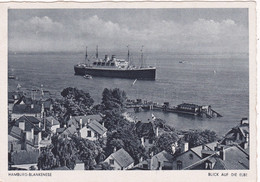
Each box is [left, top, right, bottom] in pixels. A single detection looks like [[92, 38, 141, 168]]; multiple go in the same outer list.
[[126, 99, 222, 118]]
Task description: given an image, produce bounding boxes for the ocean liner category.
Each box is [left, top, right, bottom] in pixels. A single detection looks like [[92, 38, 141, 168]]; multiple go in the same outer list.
[[74, 46, 156, 80]]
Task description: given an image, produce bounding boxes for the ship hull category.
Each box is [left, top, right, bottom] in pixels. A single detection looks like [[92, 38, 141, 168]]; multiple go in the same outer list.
[[74, 66, 156, 80]]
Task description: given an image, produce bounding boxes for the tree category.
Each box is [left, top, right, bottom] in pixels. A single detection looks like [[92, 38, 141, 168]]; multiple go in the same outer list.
[[153, 132, 179, 155], [184, 129, 219, 148], [37, 145, 56, 170], [52, 87, 95, 124], [101, 88, 127, 113], [51, 135, 76, 169], [106, 125, 146, 164], [71, 136, 103, 170]]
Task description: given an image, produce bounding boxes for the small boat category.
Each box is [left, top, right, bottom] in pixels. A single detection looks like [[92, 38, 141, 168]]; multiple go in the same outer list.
[[8, 75, 16, 79], [83, 74, 93, 79]]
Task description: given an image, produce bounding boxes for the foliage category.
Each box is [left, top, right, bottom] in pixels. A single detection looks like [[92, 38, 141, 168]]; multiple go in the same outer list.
[[154, 118, 175, 132], [37, 145, 56, 170], [152, 132, 179, 155], [100, 162, 113, 170], [71, 136, 104, 170], [102, 111, 130, 131], [101, 88, 127, 113], [106, 125, 146, 164], [51, 135, 76, 169], [184, 129, 219, 148], [52, 87, 94, 125]]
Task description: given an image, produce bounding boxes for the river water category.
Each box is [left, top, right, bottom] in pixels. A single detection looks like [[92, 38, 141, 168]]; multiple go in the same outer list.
[[8, 51, 249, 136]]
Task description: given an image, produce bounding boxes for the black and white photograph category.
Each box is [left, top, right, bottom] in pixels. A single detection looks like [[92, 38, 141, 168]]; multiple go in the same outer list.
[[3, 2, 256, 179]]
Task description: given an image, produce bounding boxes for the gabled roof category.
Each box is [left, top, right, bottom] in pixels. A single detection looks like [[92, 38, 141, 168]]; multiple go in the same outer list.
[[68, 115, 103, 128], [12, 104, 42, 114], [15, 115, 42, 132], [110, 148, 134, 168], [56, 128, 66, 134], [46, 116, 60, 126], [218, 145, 249, 169], [88, 120, 107, 135], [184, 145, 249, 170], [63, 125, 77, 135], [190, 142, 218, 158], [8, 126, 23, 140], [8, 91, 24, 103], [153, 150, 173, 162]]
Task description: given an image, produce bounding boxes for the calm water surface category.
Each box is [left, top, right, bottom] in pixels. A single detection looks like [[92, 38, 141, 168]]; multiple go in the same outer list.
[[8, 52, 249, 136]]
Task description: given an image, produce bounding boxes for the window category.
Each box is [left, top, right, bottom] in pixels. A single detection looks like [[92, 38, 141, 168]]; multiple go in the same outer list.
[[109, 159, 114, 165], [143, 164, 148, 169], [177, 160, 182, 170], [87, 131, 92, 137]]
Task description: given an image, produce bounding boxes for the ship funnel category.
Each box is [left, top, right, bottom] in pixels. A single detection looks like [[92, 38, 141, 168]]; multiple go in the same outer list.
[[112, 55, 116, 60]]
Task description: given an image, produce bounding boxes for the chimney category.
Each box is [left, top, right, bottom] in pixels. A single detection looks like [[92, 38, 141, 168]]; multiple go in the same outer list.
[[19, 121, 25, 131], [246, 133, 249, 142], [139, 156, 143, 163], [43, 112, 46, 131], [150, 151, 154, 157], [64, 124, 67, 128], [102, 121, 105, 127], [37, 131, 41, 145], [14, 95, 18, 100], [31, 127, 34, 141], [79, 118, 82, 129], [171, 143, 176, 154], [70, 115, 72, 119], [156, 127, 159, 137], [31, 104, 34, 109], [113, 147, 117, 153], [219, 146, 225, 160], [141, 137, 145, 147]]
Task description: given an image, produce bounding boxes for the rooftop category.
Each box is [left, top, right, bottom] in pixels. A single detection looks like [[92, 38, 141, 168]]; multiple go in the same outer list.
[[110, 148, 134, 168]]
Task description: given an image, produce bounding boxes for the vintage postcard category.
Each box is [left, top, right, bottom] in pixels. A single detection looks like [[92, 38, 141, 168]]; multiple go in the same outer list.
[[0, 1, 257, 182]]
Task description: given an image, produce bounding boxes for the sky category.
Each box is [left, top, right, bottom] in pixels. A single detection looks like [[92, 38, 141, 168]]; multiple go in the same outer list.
[[8, 9, 248, 53]]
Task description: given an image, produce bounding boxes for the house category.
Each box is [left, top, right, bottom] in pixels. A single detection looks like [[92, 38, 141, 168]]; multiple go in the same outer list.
[[62, 125, 77, 136], [8, 126, 37, 151], [67, 115, 103, 129], [133, 150, 174, 170], [13, 115, 43, 147], [172, 142, 217, 170], [8, 91, 24, 112], [104, 148, 134, 170], [11, 102, 43, 120], [45, 116, 60, 134], [221, 118, 249, 150], [184, 144, 249, 170], [79, 120, 107, 141]]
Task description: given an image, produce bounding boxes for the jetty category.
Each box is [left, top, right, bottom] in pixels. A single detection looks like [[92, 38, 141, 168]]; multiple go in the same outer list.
[[126, 99, 222, 118]]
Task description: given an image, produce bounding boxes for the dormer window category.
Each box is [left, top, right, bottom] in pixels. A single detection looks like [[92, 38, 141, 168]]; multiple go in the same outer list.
[[189, 154, 193, 160]]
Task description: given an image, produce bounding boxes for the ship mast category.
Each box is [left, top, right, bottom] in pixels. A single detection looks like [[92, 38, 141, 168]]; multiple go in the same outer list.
[[127, 45, 130, 63], [140, 45, 144, 68], [85, 46, 88, 65], [96, 45, 99, 60]]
